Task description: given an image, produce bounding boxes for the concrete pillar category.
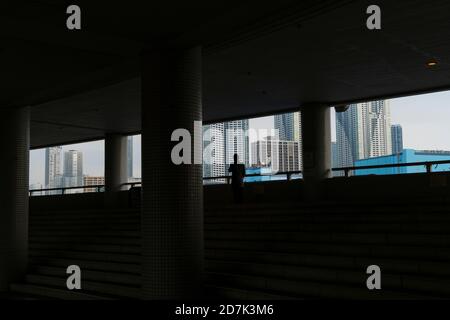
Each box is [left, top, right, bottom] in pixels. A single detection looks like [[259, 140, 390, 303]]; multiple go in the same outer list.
[[141, 46, 203, 299], [0, 106, 30, 292], [104, 133, 128, 194], [301, 103, 332, 200]]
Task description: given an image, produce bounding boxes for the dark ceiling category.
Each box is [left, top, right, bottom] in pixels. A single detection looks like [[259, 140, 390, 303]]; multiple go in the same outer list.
[[2, 0, 450, 148]]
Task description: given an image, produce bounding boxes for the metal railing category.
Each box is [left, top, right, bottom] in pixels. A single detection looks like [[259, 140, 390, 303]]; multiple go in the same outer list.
[[203, 170, 303, 184], [29, 185, 105, 196], [204, 159, 450, 182], [28, 160, 450, 195], [122, 182, 142, 189], [332, 159, 450, 177], [29, 182, 142, 196]]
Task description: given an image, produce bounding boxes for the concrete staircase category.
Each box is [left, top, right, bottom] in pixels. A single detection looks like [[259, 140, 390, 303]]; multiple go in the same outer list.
[[11, 199, 450, 299], [204, 201, 450, 299], [10, 209, 141, 300]]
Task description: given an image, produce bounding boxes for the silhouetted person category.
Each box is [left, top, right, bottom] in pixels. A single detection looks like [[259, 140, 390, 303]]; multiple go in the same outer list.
[[228, 153, 246, 203]]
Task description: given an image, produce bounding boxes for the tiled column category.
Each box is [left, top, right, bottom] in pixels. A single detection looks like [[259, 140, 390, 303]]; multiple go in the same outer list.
[[301, 103, 332, 200], [0, 106, 30, 292], [141, 46, 203, 299], [104, 133, 128, 205]]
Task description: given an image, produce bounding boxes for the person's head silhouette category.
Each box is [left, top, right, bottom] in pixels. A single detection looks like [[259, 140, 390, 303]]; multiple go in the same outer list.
[[234, 153, 238, 164]]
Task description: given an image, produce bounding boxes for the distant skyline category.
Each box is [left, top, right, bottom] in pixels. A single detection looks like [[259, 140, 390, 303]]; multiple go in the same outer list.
[[29, 90, 450, 186], [30, 136, 142, 187]]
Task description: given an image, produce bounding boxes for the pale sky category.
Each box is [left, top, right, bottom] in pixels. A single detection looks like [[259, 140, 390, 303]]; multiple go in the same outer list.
[[390, 91, 450, 150], [29, 90, 450, 186]]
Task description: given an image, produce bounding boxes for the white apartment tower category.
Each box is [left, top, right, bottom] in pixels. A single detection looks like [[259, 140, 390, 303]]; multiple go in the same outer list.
[[224, 120, 250, 167], [274, 111, 302, 169], [63, 150, 84, 189], [251, 136, 278, 170], [203, 123, 226, 179], [274, 112, 302, 141], [45, 146, 63, 190], [336, 100, 392, 168], [251, 137, 301, 173]]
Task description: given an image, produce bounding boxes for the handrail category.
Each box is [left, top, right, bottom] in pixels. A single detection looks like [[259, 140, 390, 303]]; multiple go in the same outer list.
[[29, 159, 450, 195], [333, 159, 450, 177], [29, 184, 105, 196], [203, 170, 303, 184], [29, 182, 142, 196], [122, 182, 142, 188]]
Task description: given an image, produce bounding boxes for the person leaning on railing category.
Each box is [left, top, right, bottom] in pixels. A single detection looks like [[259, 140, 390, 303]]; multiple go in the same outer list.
[[228, 153, 246, 204]]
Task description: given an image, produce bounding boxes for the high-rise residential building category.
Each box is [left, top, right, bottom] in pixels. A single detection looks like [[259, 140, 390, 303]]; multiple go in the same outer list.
[[391, 124, 404, 155], [251, 137, 301, 173], [251, 136, 277, 168], [127, 136, 133, 179], [83, 176, 105, 193], [45, 146, 63, 194], [202, 120, 250, 181], [274, 111, 302, 169], [63, 150, 83, 190], [335, 100, 392, 168], [331, 142, 338, 168], [274, 112, 302, 141], [364, 100, 392, 158], [335, 105, 358, 168], [275, 113, 293, 141], [203, 123, 226, 180], [224, 120, 250, 167], [277, 140, 301, 173]]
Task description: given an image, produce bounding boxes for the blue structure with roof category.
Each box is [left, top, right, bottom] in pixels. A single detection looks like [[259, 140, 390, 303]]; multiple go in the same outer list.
[[354, 149, 450, 176]]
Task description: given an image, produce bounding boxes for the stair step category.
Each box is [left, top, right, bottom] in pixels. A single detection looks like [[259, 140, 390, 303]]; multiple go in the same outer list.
[[30, 243, 140, 254], [204, 222, 450, 234], [206, 260, 450, 297], [30, 230, 140, 238], [31, 209, 139, 217], [205, 231, 450, 246], [29, 225, 139, 232], [29, 236, 140, 246], [206, 249, 450, 277], [33, 266, 141, 286], [30, 220, 139, 227], [30, 250, 141, 264], [30, 257, 141, 274], [205, 200, 450, 211], [10, 283, 110, 300], [25, 274, 141, 299], [206, 240, 450, 261], [205, 272, 435, 299], [205, 209, 450, 223], [31, 213, 140, 221], [205, 285, 297, 300], [205, 206, 450, 216]]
